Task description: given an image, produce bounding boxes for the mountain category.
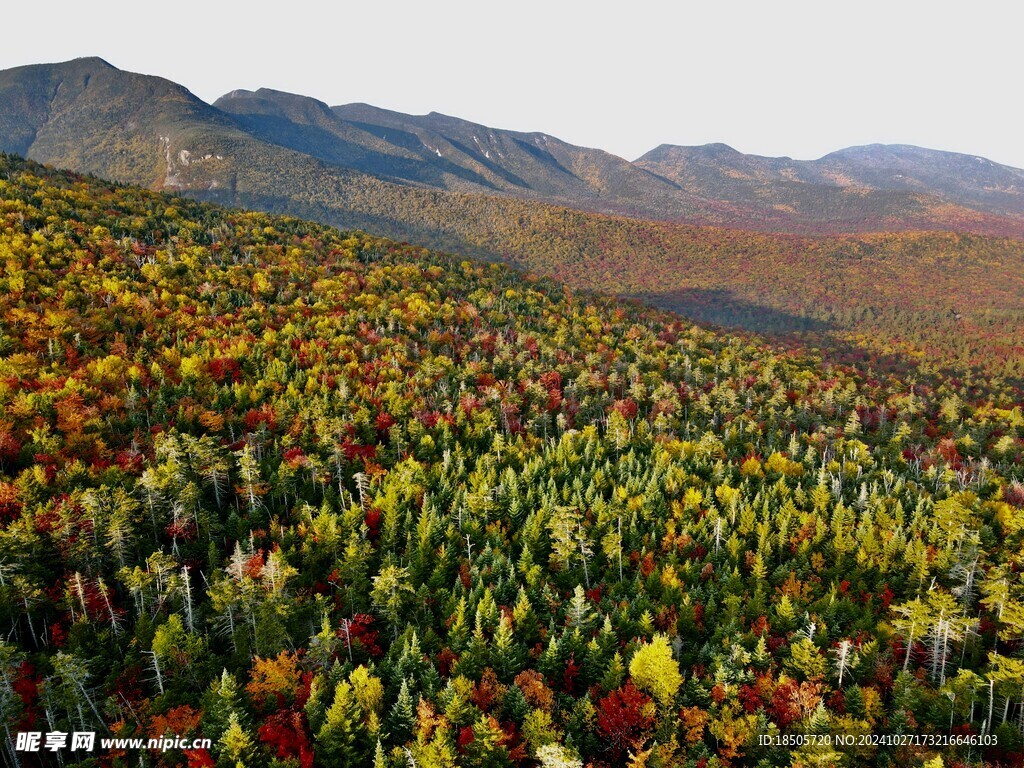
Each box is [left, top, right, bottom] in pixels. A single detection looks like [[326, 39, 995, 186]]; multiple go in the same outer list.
[[218, 86, 1024, 233], [818, 143, 1024, 215], [637, 141, 1024, 225], [216, 89, 689, 216], [0, 56, 245, 188], [3, 58, 1024, 240], [0, 58, 516, 249]]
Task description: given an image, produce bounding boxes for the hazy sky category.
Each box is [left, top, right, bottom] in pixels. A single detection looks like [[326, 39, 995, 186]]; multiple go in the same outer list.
[[5, 1, 1022, 166]]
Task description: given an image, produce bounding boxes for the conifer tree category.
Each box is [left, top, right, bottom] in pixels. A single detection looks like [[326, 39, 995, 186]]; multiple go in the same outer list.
[[316, 681, 366, 767], [217, 712, 255, 768]]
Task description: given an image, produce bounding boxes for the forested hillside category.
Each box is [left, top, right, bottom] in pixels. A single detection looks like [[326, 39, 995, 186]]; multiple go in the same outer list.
[[1, 155, 1023, 767], [277, 192, 1024, 383]]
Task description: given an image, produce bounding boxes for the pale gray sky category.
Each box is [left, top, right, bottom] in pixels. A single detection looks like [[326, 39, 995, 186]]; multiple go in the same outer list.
[[6, 0, 1022, 166]]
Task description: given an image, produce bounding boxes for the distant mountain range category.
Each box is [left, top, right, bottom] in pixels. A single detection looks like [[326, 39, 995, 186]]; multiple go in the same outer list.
[[3, 57, 1024, 242]]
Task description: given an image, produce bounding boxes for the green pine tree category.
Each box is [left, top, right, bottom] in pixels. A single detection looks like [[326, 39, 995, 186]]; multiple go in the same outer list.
[[315, 681, 366, 767]]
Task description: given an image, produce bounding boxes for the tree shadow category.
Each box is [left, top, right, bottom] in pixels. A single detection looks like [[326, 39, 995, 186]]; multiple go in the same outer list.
[[632, 287, 835, 334], [633, 287, 1024, 391]]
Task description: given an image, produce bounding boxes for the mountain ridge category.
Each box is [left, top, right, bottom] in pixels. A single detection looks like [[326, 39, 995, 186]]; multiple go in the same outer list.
[[4, 58, 1024, 238], [637, 140, 1024, 219]]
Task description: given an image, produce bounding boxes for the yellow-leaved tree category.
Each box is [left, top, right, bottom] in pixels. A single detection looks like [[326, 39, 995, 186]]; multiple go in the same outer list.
[[628, 634, 682, 707]]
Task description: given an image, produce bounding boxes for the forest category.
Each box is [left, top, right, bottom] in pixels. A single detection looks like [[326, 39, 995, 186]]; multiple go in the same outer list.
[[218, 175, 1024, 384], [0, 154, 1023, 767]]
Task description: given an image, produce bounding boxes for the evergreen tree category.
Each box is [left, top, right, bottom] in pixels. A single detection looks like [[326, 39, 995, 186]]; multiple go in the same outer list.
[[217, 712, 255, 768], [316, 681, 366, 767]]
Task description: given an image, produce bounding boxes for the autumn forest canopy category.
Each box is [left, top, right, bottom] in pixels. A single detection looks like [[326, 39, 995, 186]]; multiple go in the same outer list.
[[0, 154, 1023, 768]]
